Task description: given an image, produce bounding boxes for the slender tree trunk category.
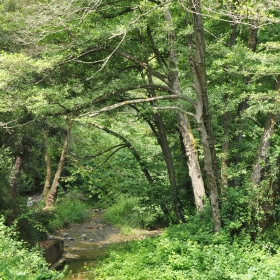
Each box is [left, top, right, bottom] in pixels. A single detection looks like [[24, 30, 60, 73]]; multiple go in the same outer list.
[[221, 111, 230, 189], [137, 23, 182, 221], [221, 23, 238, 189], [248, 21, 258, 52], [189, 0, 221, 231], [250, 115, 279, 186], [164, 5, 206, 213], [10, 155, 23, 200], [45, 118, 73, 208], [42, 130, 51, 196], [249, 76, 280, 231], [190, 0, 219, 185], [147, 86, 182, 220], [90, 122, 154, 184]]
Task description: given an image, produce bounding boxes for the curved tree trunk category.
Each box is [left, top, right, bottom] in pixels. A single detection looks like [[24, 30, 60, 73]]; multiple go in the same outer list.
[[178, 114, 206, 211], [250, 77, 280, 231], [42, 130, 51, 196], [90, 122, 154, 185], [138, 24, 182, 222], [45, 118, 73, 209], [146, 83, 182, 220], [250, 114, 279, 186]]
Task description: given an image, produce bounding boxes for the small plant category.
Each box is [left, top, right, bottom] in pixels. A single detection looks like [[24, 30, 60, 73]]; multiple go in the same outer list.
[[48, 192, 89, 232]]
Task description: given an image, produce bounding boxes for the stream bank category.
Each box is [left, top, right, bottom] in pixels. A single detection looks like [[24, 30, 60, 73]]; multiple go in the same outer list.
[[50, 208, 162, 279]]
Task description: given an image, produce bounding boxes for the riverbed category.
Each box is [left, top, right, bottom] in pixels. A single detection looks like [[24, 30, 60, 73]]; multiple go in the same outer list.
[[53, 209, 162, 279]]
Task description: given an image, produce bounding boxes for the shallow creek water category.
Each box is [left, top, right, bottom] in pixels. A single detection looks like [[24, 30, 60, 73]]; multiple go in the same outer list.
[[54, 209, 162, 279]]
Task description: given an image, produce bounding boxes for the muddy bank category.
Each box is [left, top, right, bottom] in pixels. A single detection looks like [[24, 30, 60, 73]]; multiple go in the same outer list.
[[50, 209, 162, 279]]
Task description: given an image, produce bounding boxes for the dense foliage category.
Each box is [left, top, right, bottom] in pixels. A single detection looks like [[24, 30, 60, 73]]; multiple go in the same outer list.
[[1, 0, 280, 276], [0, 216, 64, 280], [92, 219, 280, 279]]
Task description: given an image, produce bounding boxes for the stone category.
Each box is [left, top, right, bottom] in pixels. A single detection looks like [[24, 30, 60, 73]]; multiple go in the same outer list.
[[61, 232, 69, 239], [81, 234, 87, 240], [39, 239, 64, 268]]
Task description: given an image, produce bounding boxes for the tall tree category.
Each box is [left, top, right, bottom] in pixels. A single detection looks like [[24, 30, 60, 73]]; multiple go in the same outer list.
[[164, 4, 206, 212]]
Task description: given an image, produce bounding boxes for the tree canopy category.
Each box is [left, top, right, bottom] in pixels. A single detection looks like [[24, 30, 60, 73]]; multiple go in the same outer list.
[[1, 0, 280, 236]]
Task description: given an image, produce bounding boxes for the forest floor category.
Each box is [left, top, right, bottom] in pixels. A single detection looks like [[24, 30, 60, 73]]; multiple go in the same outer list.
[[51, 209, 163, 279]]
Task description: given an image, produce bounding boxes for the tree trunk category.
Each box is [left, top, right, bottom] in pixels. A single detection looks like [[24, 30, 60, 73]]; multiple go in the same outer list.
[[249, 76, 280, 231], [250, 114, 279, 186], [221, 23, 238, 189], [190, 0, 219, 185], [45, 118, 73, 208], [178, 114, 205, 211], [138, 24, 182, 221], [189, 0, 221, 231], [221, 111, 230, 189], [42, 130, 51, 196], [164, 5, 206, 213], [10, 155, 23, 200], [248, 21, 258, 52], [153, 111, 183, 219]]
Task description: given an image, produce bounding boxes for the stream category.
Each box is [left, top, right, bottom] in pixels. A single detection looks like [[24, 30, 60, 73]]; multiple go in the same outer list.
[[53, 209, 162, 279]]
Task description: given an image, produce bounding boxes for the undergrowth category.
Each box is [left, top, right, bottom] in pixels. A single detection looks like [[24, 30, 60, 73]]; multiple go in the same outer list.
[[104, 194, 164, 229], [0, 216, 65, 280], [91, 215, 280, 280], [47, 192, 90, 232]]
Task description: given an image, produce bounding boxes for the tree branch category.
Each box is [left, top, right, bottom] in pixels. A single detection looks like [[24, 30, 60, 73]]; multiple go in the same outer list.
[[153, 106, 197, 119], [90, 122, 154, 184], [101, 46, 170, 86], [79, 95, 196, 118]]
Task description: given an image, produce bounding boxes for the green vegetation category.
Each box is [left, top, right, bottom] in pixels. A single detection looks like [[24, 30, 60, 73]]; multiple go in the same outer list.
[[0, 216, 65, 280], [47, 192, 90, 232], [104, 194, 164, 229], [0, 0, 280, 277], [92, 217, 280, 279]]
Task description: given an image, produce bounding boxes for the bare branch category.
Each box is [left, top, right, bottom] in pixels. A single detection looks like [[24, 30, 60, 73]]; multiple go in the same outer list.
[[86, 31, 128, 80], [89, 84, 196, 107], [78, 95, 196, 118], [153, 106, 197, 119]]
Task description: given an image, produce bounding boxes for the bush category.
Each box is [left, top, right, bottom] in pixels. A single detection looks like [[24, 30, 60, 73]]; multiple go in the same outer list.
[[104, 194, 163, 229], [48, 192, 89, 232], [0, 216, 65, 280], [17, 209, 55, 244]]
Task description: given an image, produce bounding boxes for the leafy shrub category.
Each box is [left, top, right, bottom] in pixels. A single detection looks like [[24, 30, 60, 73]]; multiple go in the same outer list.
[[104, 194, 163, 229], [0, 216, 65, 280], [92, 215, 280, 280], [17, 209, 55, 244], [48, 192, 89, 232]]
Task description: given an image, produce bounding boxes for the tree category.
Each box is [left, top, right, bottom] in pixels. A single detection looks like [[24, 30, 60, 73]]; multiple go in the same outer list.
[[45, 117, 73, 208]]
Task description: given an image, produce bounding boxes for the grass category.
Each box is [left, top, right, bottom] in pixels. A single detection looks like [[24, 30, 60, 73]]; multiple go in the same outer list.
[[104, 194, 163, 229], [47, 192, 90, 232]]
